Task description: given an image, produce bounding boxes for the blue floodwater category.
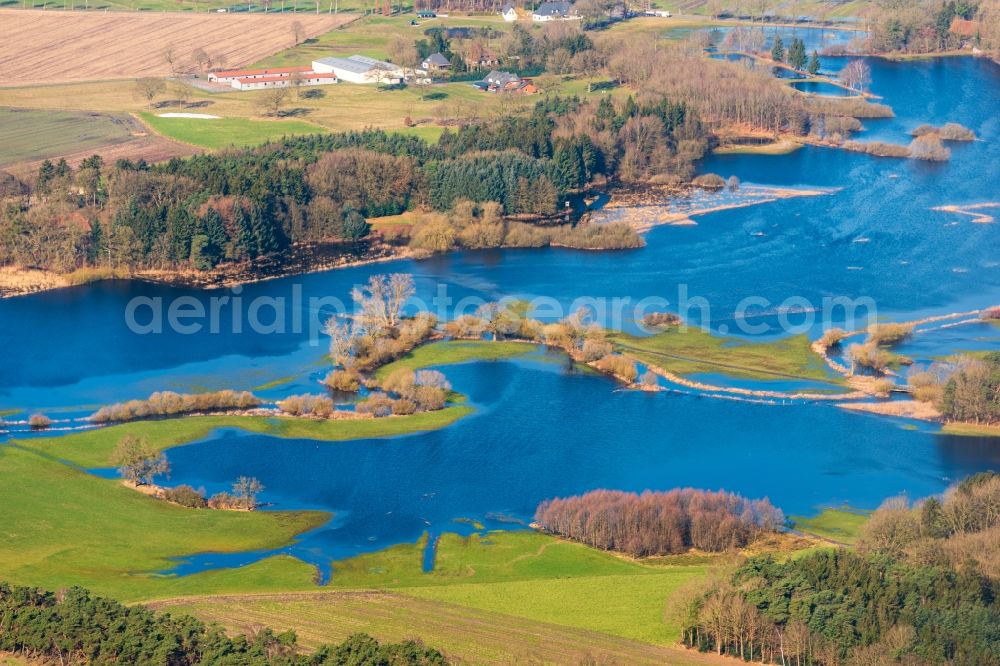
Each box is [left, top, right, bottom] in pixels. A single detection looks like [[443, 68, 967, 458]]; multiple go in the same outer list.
[[791, 80, 857, 96], [1, 51, 999, 576]]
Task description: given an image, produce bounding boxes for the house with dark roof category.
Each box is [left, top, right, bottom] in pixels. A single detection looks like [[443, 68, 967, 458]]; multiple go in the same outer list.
[[532, 1, 577, 21], [421, 52, 451, 71], [501, 4, 519, 21], [483, 70, 521, 88]]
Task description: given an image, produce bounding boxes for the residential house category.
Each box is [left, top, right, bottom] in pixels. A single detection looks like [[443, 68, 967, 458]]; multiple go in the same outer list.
[[532, 1, 577, 21], [501, 4, 519, 21], [483, 70, 521, 88], [421, 52, 451, 71], [478, 70, 537, 94]]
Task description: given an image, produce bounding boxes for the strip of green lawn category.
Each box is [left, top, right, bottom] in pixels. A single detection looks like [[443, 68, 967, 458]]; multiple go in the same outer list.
[[374, 340, 539, 380], [608, 328, 840, 383], [140, 112, 327, 149], [22, 406, 472, 469], [790, 507, 871, 545]]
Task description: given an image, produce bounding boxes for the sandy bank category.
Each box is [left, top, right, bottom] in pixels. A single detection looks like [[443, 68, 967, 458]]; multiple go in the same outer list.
[[837, 399, 943, 421], [932, 202, 999, 224], [0, 266, 69, 298], [596, 184, 834, 232]]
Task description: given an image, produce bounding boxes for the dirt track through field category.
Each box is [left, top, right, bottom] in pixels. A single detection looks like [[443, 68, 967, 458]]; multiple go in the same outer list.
[[0, 9, 356, 86]]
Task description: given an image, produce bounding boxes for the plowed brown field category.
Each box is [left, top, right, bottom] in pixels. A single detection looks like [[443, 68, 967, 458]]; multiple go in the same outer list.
[[0, 9, 356, 86]]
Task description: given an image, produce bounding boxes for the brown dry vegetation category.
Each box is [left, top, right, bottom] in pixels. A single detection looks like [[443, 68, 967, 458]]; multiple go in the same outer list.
[[0, 10, 355, 86]]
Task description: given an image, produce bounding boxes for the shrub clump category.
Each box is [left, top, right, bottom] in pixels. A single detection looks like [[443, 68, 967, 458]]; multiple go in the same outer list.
[[848, 341, 893, 373], [356, 392, 395, 418], [642, 312, 682, 328], [817, 327, 851, 349], [866, 322, 914, 346], [909, 133, 951, 161], [691, 173, 726, 189], [91, 390, 261, 424], [162, 485, 207, 508], [842, 140, 911, 158], [28, 413, 52, 430], [377, 368, 450, 413], [593, 354, 639, 383], [277, 394, 335, 418], [911, 122, 975, 141], [324, 369, 361, 392]]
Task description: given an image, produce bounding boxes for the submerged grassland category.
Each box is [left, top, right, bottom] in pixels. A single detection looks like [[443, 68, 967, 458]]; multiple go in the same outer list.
[[608, 327, 839, 383]]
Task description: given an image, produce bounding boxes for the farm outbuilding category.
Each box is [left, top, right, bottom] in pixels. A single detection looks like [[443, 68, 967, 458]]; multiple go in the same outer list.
[[311, 55, 405, 85], [208, 66, 312, 84], [230, 73, 338, 90]]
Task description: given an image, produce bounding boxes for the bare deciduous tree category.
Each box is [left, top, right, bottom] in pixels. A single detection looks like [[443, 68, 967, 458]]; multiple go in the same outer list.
[[255, 87, 289, 117], [350, 273, 415, 334], [134, 77, 167, 108], [839, 59, 871, 92]]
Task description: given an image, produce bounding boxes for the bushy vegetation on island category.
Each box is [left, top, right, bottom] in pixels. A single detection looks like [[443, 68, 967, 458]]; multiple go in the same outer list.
[[909, 352, 1000, 424], [676, 473, 1000, 665], [0, 581, 447, 665], [90, 390, 261, 424], [535, 488, 784, 556]]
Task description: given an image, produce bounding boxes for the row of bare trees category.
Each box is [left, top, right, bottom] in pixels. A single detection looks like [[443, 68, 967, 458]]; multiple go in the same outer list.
[[535, 488, 784, 556]]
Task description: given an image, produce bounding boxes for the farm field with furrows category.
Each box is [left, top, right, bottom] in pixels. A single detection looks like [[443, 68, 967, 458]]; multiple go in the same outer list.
[[0, 9, 357, 85]]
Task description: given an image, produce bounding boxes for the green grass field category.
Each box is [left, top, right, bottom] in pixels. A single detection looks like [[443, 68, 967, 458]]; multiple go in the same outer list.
[[151, 590, 707, 665], [251, 13, 509, 69], [0, 443, 326, 600], [790, 507, 871, 545], [609, 328, 840, 383], [940, 421, 1000, 438], [0, 107, 133, 166], [140, 112, 327, 149], [22, 408, 473, 469], [374, 339, 538, 380], [153, 530, 714, 661], [317, 531, 708, 645]]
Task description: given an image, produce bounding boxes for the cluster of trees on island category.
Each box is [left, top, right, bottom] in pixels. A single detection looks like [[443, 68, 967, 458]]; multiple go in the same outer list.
[[675, 473, 1000, 665], [909, 351, 1000, 425], [535, 488, 785, 556], [90, 390, 261, 424], [0, 582, 447, 665], [112, 434, 265, 511]]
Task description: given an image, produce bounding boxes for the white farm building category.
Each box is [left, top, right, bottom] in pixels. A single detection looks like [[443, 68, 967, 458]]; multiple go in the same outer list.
[[311, 55, 405, 85], [231, 73, 337, 91], [208, 66, 338, 91]]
